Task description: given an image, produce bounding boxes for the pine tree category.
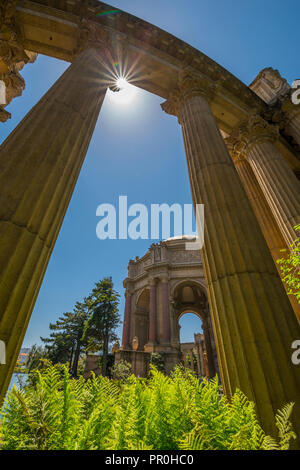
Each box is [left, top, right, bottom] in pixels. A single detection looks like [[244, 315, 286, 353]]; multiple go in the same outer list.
[[83, 278, 120, 376]]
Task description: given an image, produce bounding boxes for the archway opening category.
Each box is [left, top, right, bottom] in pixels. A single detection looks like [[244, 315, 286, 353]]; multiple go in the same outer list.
[[178, 311, 206, 377], [179, 312, 203, 344]]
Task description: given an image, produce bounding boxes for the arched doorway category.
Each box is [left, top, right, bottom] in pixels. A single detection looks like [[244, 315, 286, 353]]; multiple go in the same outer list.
[[172, 281, 219, 379], [179, 312, 206, 376], [134, 288, 150, 351]]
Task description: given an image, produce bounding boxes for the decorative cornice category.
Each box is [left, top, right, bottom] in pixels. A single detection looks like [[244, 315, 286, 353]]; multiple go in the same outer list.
[[161, 67, 216, 120], [226, 114, 279, 159]]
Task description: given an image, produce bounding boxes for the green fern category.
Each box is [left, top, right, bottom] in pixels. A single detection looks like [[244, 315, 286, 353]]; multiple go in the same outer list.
[[0, 365, 296, 450]]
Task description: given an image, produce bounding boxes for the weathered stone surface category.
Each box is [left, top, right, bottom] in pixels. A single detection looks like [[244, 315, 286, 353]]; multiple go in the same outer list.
[[162, 87, 300, 443], [119, 236, 218, 379], [0, 47, 109, 404], [227, 114, 300, 246], [0, 0, 37, 121]]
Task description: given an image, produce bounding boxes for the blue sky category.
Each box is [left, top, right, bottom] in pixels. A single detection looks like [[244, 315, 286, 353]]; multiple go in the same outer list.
[[1, 0, 299, 346]]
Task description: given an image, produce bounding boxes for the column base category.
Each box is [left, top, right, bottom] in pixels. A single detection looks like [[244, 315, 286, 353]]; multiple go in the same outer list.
[[144, 342, 157, 353]]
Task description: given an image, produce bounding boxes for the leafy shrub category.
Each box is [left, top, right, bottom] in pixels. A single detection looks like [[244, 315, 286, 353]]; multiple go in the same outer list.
[[111, 360, 132, 382], [0, 365, 296, 450], [277, 224, 300, 303]]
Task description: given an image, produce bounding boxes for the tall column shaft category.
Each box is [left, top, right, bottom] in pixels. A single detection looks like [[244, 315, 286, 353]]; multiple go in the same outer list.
[[162, 76, 300, 442], [233, 157, 300, 320], [202, 318, 216, 379], [122, 292, 132, 349], [199, 341, 205, 377], [286, 114, 300, 146], [247, 140, 300, 246], [0, 48, 109, 404], [148, 281, 157, 344], [161, 278, 171, 343], [282, 100, 300, 147]]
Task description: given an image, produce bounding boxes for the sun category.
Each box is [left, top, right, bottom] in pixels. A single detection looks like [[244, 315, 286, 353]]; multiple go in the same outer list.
[[107, 77, 138, 105]]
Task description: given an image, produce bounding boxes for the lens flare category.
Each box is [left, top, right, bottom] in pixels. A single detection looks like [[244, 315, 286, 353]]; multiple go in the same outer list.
[[108, 77, 138, 105]]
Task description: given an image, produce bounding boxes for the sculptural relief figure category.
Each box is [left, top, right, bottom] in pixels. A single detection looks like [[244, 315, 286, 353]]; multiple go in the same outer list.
[[132, 336, 139, 351]]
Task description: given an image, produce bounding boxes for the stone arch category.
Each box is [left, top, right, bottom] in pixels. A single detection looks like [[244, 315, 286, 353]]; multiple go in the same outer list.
[[133, 288, 150, 350], [171, 278, 207, 299]]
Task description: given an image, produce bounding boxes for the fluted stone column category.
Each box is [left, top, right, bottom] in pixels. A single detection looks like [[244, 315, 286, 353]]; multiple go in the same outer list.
[[195, 344, 201, 376], [199, 340, 205, 377], [202, 318, 216, 379], [161, 275, 171, 344], [122, 290, 132, 349], [0, 47, 110, 404], [228, 115, 300, 247], [189, 349, 195, 371], [161, 69, 300, 442], [230, 154, 300, 321], [147, 279, 157, 346]]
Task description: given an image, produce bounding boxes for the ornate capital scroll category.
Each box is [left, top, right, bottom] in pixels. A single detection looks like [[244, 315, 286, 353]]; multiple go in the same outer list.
[[161, 67, 216, 121], [226, 114, 279, 159], [0, 0, 37, 122]]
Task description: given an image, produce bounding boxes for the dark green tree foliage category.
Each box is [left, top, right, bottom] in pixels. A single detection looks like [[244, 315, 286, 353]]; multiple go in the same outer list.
[[0, 365, 296, 450], [26, 345, 46, 372], [41, 307, 90, 376], [83, 278, 120, 376], [150, 352, 165, 373], [277, 224, 300, 303]]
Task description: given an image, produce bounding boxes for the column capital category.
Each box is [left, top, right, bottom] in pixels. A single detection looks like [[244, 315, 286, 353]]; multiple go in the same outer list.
[[0, 0, 37, 121], [226, 114, 279, 159], [148, 277, 157, 287], [123, 279, 134, 296], [161, 67, 216, 121], [160, 274, 169, 283]]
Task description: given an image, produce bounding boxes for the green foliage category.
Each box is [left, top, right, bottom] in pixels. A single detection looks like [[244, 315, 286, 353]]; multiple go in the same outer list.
[[83, 278, 120, 376], [0, 365, 296, 450], [111, 360, 132, 382], [150, 352, 165, 373], [40, 277, 120, 377], [277, 224, 300, 303]]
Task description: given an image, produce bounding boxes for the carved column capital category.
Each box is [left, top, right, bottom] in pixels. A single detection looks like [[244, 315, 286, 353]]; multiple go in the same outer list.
[[161, 67, 216, 121], [160, 274, 169, 283], [123, 278, 134, 295], [226, 114, 279, 159], [0, 0, 37, 121]]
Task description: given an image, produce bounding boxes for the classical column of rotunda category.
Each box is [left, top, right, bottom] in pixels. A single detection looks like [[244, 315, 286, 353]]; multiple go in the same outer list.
[[226, 114, 300, 248], [0, 46, 114, 404], [226, 117, 300, 320], [161, 68, 300, 440]]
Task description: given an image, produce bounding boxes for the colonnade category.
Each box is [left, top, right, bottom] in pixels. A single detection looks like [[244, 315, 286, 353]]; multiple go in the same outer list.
[[0, 47, 299, 443], [122, 276, 171, 349]]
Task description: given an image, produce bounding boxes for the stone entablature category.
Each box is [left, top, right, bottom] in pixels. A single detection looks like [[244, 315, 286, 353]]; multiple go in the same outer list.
[[249, 67, 290, 105], [1, 1, 298, 171]]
